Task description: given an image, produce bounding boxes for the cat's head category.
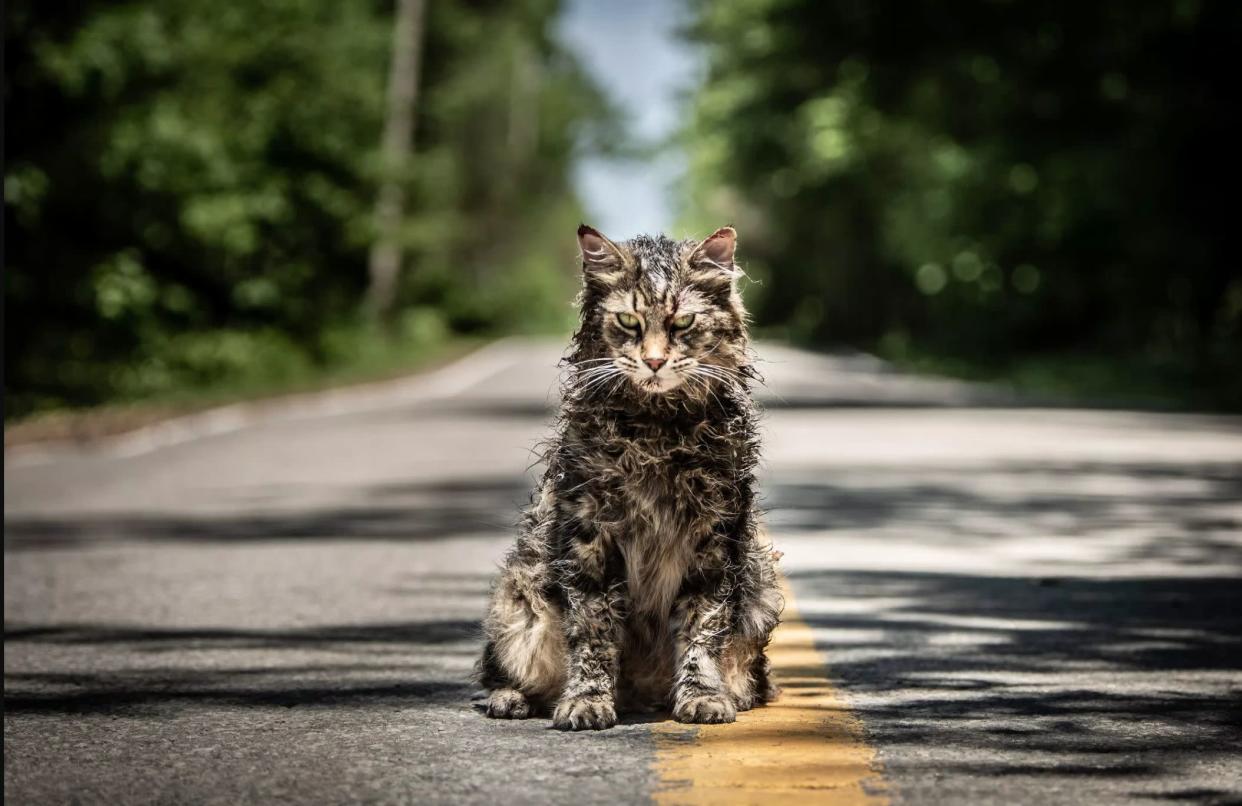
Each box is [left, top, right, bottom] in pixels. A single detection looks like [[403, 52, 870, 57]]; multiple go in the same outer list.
[[570, 224, 751, 398]]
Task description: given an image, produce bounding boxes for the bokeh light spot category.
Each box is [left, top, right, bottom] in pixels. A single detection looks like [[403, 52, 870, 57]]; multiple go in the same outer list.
[[1013, 264, 1041, 294], [916, 263, 948, 295], [1008, 164, 1039, 195], [952, 251, 983, 282]]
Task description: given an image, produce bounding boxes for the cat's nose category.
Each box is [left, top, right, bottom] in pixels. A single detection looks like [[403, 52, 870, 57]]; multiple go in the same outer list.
[[643, 357, 667, 373]]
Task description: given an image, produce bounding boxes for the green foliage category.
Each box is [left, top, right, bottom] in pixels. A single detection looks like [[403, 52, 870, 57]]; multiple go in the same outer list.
[[5, 0, 613, 416], [681, 0, 1240, 405]]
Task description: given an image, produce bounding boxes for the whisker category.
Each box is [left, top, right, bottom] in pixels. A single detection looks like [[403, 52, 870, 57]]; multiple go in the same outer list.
[[566, 360, 619, 372], [574, 374, 618, 390], [697, 362, 744, 377], [706, 366, 739, 382], [686, 370, 725, 410], [576, 365, 619, 378], [693, 365, 743, 384], [577, 369, 624, 397], [701, 358, 774, 392], [575, 364, 622, 378], [691, 366, 745, 399], [573, 367, 613, 383], [578, 370, 619, 389]]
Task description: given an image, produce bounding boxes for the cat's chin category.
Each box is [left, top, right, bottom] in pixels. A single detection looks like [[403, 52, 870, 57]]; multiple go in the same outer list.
[[632, 374, 685, 395]]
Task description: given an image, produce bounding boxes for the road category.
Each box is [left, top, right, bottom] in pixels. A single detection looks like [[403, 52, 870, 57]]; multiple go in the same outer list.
[[5, 338, 1242, 805]]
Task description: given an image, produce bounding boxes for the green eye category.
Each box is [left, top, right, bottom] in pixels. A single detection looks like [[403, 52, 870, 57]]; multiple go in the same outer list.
[[616, 312, 641, 329], [671, 313, 696, 329]]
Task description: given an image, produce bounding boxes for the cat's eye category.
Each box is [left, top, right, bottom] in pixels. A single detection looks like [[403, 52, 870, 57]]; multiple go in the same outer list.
[[671, 313, 696, 329], [616, 312, 641, 329]]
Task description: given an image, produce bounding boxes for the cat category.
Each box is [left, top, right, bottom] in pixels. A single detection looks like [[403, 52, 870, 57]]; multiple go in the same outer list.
[[475, 225, 783, 730]]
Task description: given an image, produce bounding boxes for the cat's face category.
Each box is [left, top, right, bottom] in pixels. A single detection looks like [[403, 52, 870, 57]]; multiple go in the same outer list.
[[575, 226, 749, 397]]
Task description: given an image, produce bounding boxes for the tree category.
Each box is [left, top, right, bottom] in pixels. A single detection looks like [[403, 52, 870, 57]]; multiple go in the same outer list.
[[681, 0, 1240, 405], [367, 0, 427, 326], [4, 0, 618, 416]]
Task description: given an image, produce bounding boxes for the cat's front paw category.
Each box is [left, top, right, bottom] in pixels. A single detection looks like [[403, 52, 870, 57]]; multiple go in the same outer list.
[[552, 695, 617, 731], [674, 693, 736, 724], [485, 688, 530, 719]]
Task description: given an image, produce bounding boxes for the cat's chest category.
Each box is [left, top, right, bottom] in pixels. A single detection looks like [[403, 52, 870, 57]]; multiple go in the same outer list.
[[569, 427, 737, 615], [619, 528, 695, 618], [608, 454, 721, 616], [594, 424, 730, 499]]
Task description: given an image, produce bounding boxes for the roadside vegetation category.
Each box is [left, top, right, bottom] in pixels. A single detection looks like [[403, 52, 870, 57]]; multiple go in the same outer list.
[[5, 0, 610, 420], [680, 0, 1240, 410], [6, 1, 1238, 427]]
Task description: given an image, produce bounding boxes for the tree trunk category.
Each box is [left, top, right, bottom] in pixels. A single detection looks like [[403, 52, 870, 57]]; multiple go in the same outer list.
[[366, 0, 427, 327]]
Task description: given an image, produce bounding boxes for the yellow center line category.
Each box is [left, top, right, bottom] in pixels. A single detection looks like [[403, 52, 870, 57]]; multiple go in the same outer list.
[[652, 580, 888, 805]]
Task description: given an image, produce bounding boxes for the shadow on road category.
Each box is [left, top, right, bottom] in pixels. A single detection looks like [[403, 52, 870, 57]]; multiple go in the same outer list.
[[6, 451, 1240, 800], [3, 676, 474, 715], [3, 476, 534, 550], [3, 616, 484, 715], [789, 568, 1242, 794], [7, 460, 1240, 564], [767, 459, 1242, 569]]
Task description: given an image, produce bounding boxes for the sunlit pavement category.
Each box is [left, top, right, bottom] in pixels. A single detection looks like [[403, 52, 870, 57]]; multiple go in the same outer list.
[[5, 338, 1241, 804]]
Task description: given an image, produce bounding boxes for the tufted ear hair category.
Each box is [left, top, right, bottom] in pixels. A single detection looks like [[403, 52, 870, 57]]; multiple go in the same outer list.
[[687, 226, 739, 290], [577, 224, 626, 281], [691, 227, 736, 268]]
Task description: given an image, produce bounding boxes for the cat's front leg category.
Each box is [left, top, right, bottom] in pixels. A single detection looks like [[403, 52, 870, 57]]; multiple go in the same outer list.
[[671, 577, 737, 724], [553, 585, 625, 730]]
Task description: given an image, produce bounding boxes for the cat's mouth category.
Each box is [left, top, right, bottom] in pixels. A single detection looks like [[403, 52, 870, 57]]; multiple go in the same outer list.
[[635, 373, 684, 394]]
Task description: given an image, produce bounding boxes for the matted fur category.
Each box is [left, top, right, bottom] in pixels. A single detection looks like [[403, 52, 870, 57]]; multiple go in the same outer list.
[[476, 226, 783, 730]]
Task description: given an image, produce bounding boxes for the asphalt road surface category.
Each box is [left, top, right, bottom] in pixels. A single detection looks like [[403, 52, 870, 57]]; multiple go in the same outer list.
[[6, 339, 1242, 805]]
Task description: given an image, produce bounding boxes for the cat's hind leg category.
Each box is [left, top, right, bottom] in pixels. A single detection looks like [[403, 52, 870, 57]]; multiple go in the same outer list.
[[751, 648, 780, 704], [719, 576, 784, 712], [477, 567, 566, 717], [720, 640, 760, 712], [485, 687, 530, 719]]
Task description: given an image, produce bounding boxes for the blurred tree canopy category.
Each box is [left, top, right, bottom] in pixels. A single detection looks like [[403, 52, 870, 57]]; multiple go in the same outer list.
[[682, 0, 1240, 405], [5, 0, 614, 415]]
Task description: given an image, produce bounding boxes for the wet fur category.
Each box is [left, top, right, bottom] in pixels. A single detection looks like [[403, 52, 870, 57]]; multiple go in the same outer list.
[[476, 228, 783, 730]]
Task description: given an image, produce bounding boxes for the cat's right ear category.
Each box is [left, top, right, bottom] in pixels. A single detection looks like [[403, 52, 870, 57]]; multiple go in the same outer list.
[[577, 224, 626, 283]]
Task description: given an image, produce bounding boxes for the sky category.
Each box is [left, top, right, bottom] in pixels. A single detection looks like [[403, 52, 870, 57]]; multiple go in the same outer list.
[[555, 0, 702, 240]]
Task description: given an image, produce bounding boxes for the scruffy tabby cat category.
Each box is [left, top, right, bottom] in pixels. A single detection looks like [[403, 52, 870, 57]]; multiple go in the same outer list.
[[476, 225, 783, 731]]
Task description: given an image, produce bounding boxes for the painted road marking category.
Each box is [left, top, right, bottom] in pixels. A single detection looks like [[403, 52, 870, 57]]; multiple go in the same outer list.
[[653, 582, 887, 805]]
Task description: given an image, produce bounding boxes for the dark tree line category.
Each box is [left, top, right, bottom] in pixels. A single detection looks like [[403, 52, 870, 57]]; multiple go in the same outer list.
[[682, 0, 1239, 405], [5, 0, 615, 415]]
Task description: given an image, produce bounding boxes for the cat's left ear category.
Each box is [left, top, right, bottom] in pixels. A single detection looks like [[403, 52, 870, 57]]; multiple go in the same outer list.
[[688, 227, 739, 286], [577, 224, 626, 282]]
